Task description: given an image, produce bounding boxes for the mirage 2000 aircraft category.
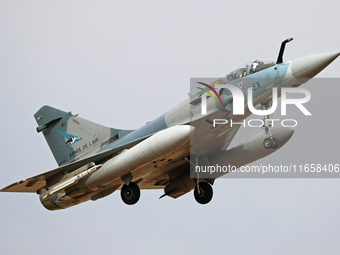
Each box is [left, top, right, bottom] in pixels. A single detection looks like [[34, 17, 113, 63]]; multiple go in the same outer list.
[[1, 39, 339, 210]]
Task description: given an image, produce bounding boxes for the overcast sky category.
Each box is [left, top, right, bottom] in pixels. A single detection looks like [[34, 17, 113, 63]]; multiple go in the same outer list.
[[1, 1, 340, 254]]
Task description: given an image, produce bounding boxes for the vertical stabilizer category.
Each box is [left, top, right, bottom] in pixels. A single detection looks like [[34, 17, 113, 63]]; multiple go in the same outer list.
[[34, 105, 132, 166]]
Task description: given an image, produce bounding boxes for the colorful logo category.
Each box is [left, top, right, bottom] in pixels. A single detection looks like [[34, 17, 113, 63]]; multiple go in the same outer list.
[[57, 130, 82, 147], [197, 82, 223, 107]]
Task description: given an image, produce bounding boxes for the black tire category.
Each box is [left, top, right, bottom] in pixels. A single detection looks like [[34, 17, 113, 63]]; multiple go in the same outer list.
[[121, 182, 140, 205], [263, 137, 274, 149], [194, 182, 213, 204], [272, 138, 279, 149]]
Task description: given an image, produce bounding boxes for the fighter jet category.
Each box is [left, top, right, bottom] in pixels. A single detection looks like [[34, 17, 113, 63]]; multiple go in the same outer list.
[[1, 38, 339, 210]]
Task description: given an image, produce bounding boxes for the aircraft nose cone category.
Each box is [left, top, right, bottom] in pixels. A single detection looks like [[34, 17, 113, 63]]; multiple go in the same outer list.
[[292, 52, 340, 81]]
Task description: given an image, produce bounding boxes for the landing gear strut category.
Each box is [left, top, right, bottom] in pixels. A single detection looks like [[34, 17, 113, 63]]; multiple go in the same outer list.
[[121, 182, 140, 205], [262, 102, 278, 149]]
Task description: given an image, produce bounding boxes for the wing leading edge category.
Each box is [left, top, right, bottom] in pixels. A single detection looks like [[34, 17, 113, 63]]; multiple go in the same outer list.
[[0, 134, 152, 193]]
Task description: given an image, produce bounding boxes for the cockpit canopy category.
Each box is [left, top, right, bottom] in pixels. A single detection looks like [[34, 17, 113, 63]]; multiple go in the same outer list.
[[226, 60, 275, 82]]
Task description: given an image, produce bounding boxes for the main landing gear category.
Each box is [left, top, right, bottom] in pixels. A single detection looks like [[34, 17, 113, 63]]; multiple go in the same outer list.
[[262, 102, 279, 149], [121, 182, 140, 205], [185, 156, 214, 204], [194, 182, 213, 204]]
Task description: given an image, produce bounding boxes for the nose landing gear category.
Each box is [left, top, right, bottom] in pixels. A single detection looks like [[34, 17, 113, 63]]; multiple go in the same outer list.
[[262, 102, 279, 149]]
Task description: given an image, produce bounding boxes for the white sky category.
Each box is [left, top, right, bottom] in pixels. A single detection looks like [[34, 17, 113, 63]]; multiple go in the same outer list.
[[1, 1, 340, 254]]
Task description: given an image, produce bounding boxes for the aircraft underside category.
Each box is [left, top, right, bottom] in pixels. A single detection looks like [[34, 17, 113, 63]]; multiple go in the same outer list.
[[1, 38, 339, 210]]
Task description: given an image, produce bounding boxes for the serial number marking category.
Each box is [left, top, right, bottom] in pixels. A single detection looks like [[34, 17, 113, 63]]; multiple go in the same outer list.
[[293, 164, 340, 173]]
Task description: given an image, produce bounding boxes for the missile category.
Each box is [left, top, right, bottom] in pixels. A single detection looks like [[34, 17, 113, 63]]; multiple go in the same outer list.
[[44, 164, 102, 198], [84, 125, 195, 191]]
